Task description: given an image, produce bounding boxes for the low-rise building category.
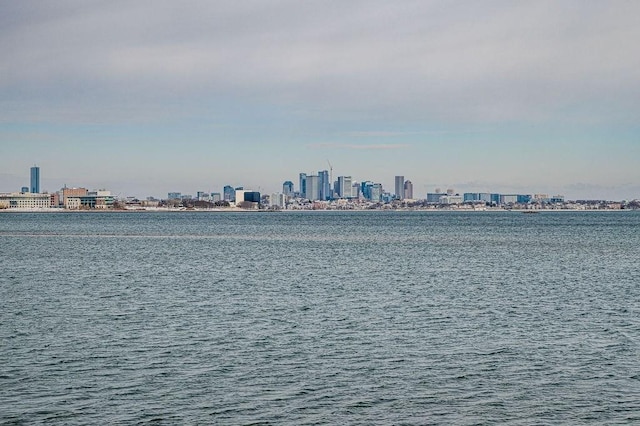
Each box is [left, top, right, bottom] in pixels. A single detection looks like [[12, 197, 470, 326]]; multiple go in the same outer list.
[[0, 192, 51, 209]]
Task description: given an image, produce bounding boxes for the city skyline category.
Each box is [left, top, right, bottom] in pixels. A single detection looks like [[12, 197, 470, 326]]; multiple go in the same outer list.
[[1, 162, 638, 202], [1, 2, 639, 200]]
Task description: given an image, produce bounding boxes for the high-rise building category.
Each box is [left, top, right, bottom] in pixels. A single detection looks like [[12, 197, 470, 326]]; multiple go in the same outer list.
[[352, 182, 361, 199], [371, 183, 383, 202], [361, 181, 374, 200], [30, 166, 40, 194], [223, 185, 235, 202], [394, 175, 404, 199], [282, 181, 294, 197], [318, 170, 330, 200], [337, 176, 353, 198], [404, 180, 413, 200], [235, 188, 247, 204], [306, 175, 320, 201], [299, 173, 307, 199]]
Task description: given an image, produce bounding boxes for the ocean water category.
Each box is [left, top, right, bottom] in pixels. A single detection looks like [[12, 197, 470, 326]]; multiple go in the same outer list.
[[1, 211, 639, 424]]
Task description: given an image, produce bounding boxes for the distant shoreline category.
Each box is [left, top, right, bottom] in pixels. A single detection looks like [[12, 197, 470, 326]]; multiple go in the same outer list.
[[0, 208, 635, 213]]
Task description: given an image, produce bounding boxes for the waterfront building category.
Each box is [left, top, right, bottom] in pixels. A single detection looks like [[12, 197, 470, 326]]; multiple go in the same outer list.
[[62, 187, 88, 206], [305, 175, 320, 201], [500, 194, 518, 204], [243, 191, 261, 203], [440, 195, 463, 204], [65, 197, 82, 209], [211, 193, 221, 202], [404, 180, 413, 200], [89, 190, 115, 209], [395, 176, 405, 199], [479, 193, 492, 203], [0, 192, 51, 209], [299, 173, 307, 199], [282, 181, 294, 197], [30, 166, 40, 194], [223, 185, 234, 202], [167, 192, 181, 200], [464, 193, 479, 202], [463, 192, 493, 203], [50, 192, 60, 207], [550, 195, 565, 203], [61, 190, 114, 210], [426, 193, 444, 203], [235, 189, 247, 205]]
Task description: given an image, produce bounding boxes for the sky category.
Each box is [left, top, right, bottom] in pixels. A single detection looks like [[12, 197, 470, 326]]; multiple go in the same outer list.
[[1, 0, 639, 200]]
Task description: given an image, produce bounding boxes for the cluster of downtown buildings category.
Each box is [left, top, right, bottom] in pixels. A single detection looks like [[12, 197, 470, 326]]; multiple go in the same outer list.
[[1, 166, 638, 211]]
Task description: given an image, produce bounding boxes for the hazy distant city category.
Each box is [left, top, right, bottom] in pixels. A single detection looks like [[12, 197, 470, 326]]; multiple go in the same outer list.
[[1, 165, 638, 211]]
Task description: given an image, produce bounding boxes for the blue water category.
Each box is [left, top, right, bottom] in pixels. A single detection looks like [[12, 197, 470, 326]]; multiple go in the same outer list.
[[1, 211, 639, 424]]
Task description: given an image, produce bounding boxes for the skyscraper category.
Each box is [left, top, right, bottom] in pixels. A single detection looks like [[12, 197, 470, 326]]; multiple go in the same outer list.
[[337, 176, 353, 198], [404, 180, 413, 200], [306, 175, 320, 201], [282, 181, 294, 197], [395, 175, 405, 200], [299, 173, 307, 199], [30, 166, 40, 193], [318, 170, 330, 200], [361, 181, 374, 200], [371, 183, 383, 202]]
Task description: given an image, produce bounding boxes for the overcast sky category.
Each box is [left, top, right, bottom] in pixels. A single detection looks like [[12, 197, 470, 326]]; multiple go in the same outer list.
[[1, 1, 639, 200]]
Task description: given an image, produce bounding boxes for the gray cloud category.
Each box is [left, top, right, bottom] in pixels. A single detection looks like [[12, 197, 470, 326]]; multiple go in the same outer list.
[[2, 0, 639, 125]]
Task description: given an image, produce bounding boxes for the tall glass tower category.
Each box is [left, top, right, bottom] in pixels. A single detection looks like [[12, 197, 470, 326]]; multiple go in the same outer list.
[[318, 170, 330, 200], [299, 173, 307, 199], [395, 175, 405, 199], [30, 166, 40, 193]]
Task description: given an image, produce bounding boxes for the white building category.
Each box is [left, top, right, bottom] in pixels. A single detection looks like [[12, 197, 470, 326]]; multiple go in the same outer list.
[[337, 176, 353, 198], [270, 192, 286, 208], [234, 189, 247, 205], [501, 194, 518, 204], [440, 195, 463, 205], [0, 192, 51, 209]]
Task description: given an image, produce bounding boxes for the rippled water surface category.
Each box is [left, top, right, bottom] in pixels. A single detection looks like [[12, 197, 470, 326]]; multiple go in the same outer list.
[[1, 211, 639, 424]]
